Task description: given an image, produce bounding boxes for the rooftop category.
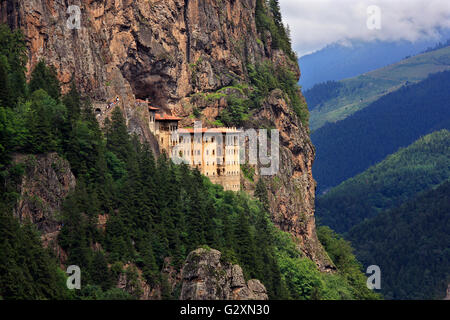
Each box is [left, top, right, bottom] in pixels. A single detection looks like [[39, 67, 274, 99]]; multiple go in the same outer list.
[[155, 113, 183, 121], [178, 128, 242, 134]]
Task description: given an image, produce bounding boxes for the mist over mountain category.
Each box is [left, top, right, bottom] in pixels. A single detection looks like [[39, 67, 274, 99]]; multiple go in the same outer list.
[[299, 35, 450, 90]]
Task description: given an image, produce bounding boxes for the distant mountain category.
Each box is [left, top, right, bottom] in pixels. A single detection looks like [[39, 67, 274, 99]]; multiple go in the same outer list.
[[316, 130, 450, 234], [307, 45, 450, 131], [298, 37, 450, 90], [312, 71, 450, 193], [348, 180, 450, 300]]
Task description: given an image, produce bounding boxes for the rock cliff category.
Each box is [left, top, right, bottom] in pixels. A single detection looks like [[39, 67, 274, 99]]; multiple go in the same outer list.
[[1, 0, 333, 270], [12, 153, 75, 261], [180, 248, 268, 300]]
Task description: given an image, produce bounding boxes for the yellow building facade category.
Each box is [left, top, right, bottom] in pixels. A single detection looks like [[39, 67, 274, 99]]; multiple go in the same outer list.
[[139, 100, 241, 192]]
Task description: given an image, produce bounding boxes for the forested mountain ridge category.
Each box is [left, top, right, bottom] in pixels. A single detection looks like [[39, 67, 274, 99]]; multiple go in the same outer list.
[[306, 45, 450, 130], [312, 70, 450, 193], [316, 129, 450, 234], [0, 1, 378, 300], [348, 181, 450, 300], [298, 37, 450, 91]]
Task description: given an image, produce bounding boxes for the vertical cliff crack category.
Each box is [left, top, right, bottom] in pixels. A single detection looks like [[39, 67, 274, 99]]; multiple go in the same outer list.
[[184, 0, 191, 63]]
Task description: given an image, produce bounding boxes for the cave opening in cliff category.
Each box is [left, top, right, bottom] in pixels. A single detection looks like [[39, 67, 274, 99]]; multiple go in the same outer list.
[[132, 76, 169, 111]]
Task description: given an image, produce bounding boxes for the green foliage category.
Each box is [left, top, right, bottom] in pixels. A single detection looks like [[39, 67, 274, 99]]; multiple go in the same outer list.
[[317, 130, 450, 233], [241, 164, 255, 181], [26, 90, 67, 154], [218, 93, 249, 127], [79, 285, 135, 300], [348, 181, 450, 300], [0, 106, 29, 169], [105, 107, 132, 164], [0, 24, 27, 108], [192, 106, 201, 118], [248, 61, 309, 127], [255, 0, 296, 61], [274, 231, 377, 300], [29, 60, 61, 100], [0, 207, 70, 299], [304, 81, 343, 111], [317, 226, 381, 300]]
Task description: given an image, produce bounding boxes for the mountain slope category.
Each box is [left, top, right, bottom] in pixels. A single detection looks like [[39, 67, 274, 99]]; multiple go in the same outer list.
[[316, 130, 450, 233], [312, 70, 450, 193], [298, 37, 450, 91], [307, 45, 450, 130], [348, 181, 450, 300]]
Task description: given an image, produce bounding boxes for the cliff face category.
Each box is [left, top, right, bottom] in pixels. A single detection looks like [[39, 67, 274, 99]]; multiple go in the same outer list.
[[12, 153, 75, 261], [255, 90, 333, 271], [180, 248, 268, 300], [2, 0, 332, 270]]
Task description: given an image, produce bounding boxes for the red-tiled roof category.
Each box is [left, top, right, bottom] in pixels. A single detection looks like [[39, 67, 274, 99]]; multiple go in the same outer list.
[[148, 106, 159, 111], [155, 113, 182, 121], [135, 99, 147, 104], [178, 128, 242, 133]]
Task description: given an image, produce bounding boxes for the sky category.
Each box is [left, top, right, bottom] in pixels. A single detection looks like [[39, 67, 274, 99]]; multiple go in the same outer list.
[[279, 0, 450, 56]]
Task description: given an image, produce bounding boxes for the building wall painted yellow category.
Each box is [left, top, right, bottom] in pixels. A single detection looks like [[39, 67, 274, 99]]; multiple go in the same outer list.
[[150, 119, 242, 192]]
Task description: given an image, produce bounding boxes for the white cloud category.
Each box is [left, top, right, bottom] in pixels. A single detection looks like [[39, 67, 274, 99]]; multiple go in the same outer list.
[[279, 0, 450, 56]]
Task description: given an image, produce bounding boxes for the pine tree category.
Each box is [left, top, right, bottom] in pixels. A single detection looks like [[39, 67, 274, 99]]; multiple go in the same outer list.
[[0, 25, 27, 106], [106, 107, 132, 164], [255, 178, 270, 211], [29, 60, 61, 100], [27, 90, 59, 153], [63, 79, 81, 123], [269, 0, 283, 28], [234, 203, 257, 278], [0, 206, 69, 299], [0, 56, 12, 108], [90, 251, 113, 291]]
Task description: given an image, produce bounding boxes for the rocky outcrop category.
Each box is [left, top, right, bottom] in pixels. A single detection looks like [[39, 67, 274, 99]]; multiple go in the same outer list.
[[12, 153, 75, 264], [180, 248, 268, 300], [13, 153, 76, 236], [2, 0, 333, 271]]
